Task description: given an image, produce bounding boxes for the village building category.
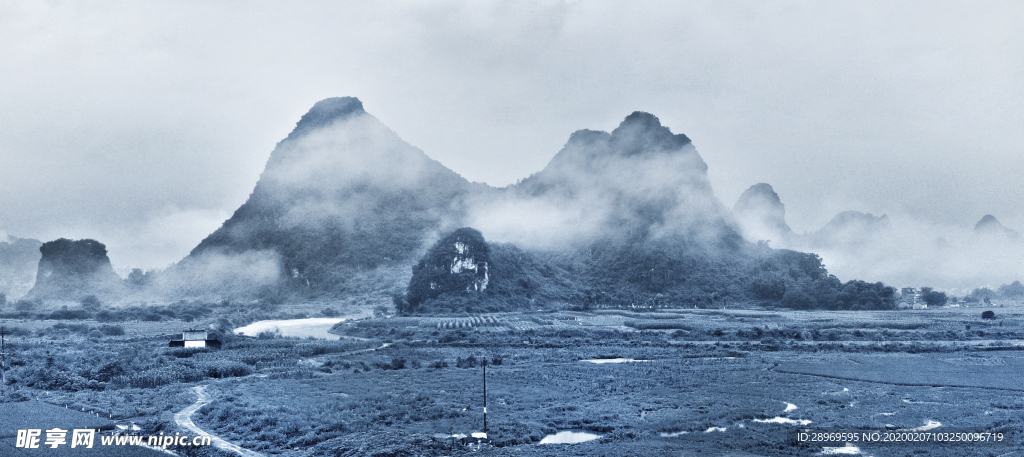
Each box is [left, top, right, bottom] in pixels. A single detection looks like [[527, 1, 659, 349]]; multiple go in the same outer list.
[[169, 330, 221, 348], [900, 287, 917, 304]]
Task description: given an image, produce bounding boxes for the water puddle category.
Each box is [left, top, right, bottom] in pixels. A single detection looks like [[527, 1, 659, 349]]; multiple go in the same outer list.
[[659, 431, 689, 437], [580, 358, 651, 364], [821, 444, 861, 455], [754, 417, 812, 426], [705, 427, 727, 433], [784, 402, 798, 412], [909, 420, 942, 431], [235, 318, 346, 339], [902, 398, 947, 405], [539, 431, 601, 444]]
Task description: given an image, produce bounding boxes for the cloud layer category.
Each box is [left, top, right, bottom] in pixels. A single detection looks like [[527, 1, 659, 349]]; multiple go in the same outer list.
[[1, 1, 1022, 274]]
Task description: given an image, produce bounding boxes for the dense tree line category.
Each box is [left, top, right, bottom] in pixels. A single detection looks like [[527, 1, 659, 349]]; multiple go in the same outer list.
[[399, 227, 899, 314]]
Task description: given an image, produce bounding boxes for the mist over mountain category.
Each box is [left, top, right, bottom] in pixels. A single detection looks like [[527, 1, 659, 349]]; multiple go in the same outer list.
[[137, 97, 901, 311], [974, 214, 1020, 240], [490, 111, 741, 249], [731, 183, 1024, 290], [809, 211, 891, 248], [732, 183, 794, 245], [167, 97, 479, 301], [0, 235, 43, 300]]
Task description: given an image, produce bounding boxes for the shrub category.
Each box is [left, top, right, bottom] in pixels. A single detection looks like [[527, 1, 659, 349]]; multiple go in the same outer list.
[[455, 356, 478, 368], [624, 320, 694, 330], [257, 329, 281, 339], [80, 295, 101, 309], [919, 287, 948, 307], [48, 306, 92, 320], [982, 311, 996, 319], [997, 280, 1024, 298], [376, 357, 406, 370], [965, 288, 996, 303], [94, 310, 126, 322], [15, 299, 39, 311], [141, 312, 162, 321]]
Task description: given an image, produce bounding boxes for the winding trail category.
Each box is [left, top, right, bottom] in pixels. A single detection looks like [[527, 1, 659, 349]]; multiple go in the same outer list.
[[171, 340, 391, 456], [174, 386, 265, 457]]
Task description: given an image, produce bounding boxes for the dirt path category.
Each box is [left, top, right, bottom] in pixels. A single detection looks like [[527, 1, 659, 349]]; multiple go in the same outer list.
[[171, 341, 389, 456], [174, 385, 265, 457]]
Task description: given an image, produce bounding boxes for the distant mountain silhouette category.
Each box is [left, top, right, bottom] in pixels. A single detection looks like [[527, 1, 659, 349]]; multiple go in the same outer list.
[[732, 183, 794, 245], [809, 211, 891, 248], [974, 214, 1020, 239], [0, 235, 43, 300], [179, 97, 477, 298], [25, 238, 124, 300], [166, 97, 891, 311], [512, 111, 741, 248]]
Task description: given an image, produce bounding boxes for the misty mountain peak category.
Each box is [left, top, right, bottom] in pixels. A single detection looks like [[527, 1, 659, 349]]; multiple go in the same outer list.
[[610, 111, 693, 157], [732, 183, 793, 243], [809, 211, 891, 248], [540, 111, 701, 173], [975, 214, 1002, 231], [287, 97, 366, 140], [186, 96, 472, 297], [974, 214, 1020, 238], [505, 110, 734, 247], [735, 183, 784, 209]]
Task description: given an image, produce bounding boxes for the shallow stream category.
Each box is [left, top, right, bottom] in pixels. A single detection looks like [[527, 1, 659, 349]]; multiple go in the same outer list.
[[234, 317, 347, 339]]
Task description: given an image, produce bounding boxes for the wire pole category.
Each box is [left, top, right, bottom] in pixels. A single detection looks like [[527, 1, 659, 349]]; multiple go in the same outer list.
[[1, 326, 7, 389], [483, 360, 487, 434]]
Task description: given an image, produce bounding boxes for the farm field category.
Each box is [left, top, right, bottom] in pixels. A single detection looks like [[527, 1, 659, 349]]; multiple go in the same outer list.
[[2, 302, 1023, 456]]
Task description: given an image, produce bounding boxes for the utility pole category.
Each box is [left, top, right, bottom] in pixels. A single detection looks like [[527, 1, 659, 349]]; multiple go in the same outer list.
[[1, 326, 7, 390], [483, 360, 487, 434]]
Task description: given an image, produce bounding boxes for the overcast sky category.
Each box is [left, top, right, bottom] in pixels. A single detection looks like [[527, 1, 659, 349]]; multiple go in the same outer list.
[[1, 1, 1022, 270]]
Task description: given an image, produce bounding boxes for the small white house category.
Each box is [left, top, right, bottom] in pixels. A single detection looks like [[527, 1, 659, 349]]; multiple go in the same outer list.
[[169, 330, 221, 348]]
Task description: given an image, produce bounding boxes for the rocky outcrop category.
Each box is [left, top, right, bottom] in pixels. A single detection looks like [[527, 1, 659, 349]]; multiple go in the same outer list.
[[732, 183, 794, 245], [407, 228, 491, 308], [25, 238, 124, 300]]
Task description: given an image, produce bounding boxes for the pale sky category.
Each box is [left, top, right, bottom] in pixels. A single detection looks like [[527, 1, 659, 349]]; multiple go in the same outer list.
[[1, 1, 1022, 270]]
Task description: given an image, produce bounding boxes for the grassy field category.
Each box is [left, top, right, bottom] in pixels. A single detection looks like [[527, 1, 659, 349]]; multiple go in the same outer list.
[[2, 301, 1023, 456]]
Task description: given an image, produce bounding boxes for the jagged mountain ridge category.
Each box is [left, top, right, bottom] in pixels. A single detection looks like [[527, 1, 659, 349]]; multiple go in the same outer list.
[[172, 97, 862, 309], [508, 111, 741, 248], [178, 97, 745, 299]]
